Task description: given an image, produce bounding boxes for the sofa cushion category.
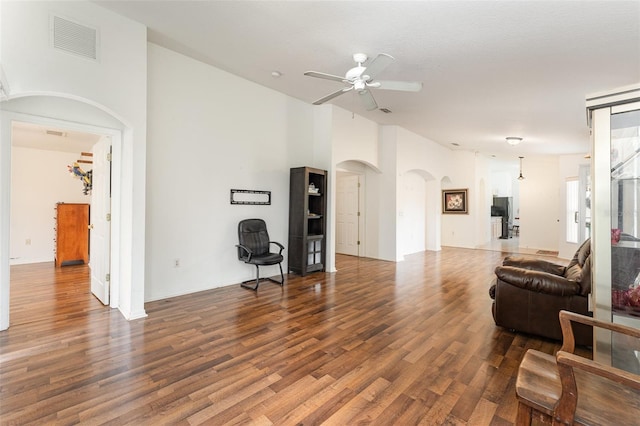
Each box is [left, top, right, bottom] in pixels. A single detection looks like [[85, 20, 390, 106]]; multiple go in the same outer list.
[[502, 257, 566, 276], [562, 239, 592, 296], [565, 263, 582, 282], [495, 266, 582, 296], [576, 239, 591, 266], [578, 255, 592, 296]]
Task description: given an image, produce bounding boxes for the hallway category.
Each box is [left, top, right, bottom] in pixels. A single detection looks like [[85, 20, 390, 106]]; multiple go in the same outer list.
[[475, 237, 559, 258]]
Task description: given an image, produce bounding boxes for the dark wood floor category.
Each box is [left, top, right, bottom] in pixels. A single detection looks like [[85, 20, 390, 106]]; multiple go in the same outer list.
[[0, 249, 587, 425]]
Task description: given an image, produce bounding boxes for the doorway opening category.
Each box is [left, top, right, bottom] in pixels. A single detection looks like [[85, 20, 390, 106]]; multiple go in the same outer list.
[[336, 160, 371, 258], [336, 172, 362, 257], [7, 117, 114, 327]]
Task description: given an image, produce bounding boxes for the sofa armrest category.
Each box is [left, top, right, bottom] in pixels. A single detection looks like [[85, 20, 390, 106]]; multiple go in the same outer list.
[[502, 256, 566, 275], [495, 266, 581, 296]]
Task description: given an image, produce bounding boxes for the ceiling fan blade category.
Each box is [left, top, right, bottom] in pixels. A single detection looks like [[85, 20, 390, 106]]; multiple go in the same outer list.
[[375, 80, 423, 92], [312, 86, 353, 105], [359, 90, 378, 111], [304, 71, 347, 83], [363, 53, 394, 80]]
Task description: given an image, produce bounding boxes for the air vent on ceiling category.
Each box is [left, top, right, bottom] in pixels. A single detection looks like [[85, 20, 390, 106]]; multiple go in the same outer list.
[[379, 108, 392, 114], [46, 130, 66, 137], [51, 15, 98, 61]]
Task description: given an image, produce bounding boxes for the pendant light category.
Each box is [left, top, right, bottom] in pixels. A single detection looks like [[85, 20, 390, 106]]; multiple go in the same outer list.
[[518, 156, 525, 180]]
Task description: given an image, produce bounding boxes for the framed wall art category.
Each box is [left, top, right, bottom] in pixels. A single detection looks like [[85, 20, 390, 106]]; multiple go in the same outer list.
[[442, 188, 468, 214]]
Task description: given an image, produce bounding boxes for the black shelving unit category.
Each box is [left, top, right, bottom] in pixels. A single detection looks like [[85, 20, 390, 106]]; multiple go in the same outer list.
[[288, 166, 327, 276]]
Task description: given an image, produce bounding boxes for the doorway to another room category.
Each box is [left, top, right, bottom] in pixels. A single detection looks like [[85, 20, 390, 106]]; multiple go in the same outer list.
[[336, 172, 362, 257], [9, 120, 112, 325]]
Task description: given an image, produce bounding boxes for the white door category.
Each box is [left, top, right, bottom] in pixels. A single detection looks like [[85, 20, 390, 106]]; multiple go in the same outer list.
[[336, 174, 360, 256], [90, 136, 111, 305]]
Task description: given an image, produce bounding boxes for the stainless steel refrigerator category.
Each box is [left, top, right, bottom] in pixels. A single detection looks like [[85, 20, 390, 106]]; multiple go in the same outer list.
[[492, 196, 512, 239]]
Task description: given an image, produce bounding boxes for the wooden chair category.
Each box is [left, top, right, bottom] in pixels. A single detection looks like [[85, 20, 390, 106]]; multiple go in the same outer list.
[[515, 310, 640, 425]]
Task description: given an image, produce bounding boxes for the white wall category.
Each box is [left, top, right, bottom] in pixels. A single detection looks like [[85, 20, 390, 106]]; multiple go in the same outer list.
[[398, 171, 427, 256], [331, 107, 379, 167], [376, 126, 399, 261], [10, 147, 91, 264], [330, 106, 381, 261], [145, 43, 316, 301], [440, 151, 481, 249], [394, 126, 453, 253], [396, 126, 452, 178], [474, 154, 493, 247], [1, 1, 148, 323], [491, 170, 514, 196]]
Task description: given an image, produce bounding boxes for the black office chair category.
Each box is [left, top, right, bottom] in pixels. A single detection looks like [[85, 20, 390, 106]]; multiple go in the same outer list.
[[236, 218, 285, 291]]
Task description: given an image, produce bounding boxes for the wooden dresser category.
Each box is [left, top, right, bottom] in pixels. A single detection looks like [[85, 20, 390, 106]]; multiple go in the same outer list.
[[55, 203, 89, 267]]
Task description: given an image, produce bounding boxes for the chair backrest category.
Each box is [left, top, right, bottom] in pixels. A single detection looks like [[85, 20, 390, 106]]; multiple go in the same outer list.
[[238, 219, 270, 259]]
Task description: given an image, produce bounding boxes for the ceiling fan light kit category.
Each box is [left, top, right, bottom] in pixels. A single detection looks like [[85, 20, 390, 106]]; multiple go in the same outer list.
[[304, 52, 422, 111]]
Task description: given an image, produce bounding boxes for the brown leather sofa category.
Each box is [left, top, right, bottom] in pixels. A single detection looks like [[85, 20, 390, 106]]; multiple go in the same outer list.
[[489, 239, 592, 346]]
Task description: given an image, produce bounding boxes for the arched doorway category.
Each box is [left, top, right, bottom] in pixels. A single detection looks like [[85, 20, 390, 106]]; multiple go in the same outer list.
[[398, 169, 439, 257], [1, 94, 132, 330]]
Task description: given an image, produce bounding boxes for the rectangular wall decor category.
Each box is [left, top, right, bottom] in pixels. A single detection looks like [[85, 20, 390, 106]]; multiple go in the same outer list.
[[442, 188, 468, 214], [230, 189, 271, 205]]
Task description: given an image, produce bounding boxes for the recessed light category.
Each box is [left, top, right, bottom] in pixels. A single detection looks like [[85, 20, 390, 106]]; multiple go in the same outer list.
[[271, 71, 282, 78]]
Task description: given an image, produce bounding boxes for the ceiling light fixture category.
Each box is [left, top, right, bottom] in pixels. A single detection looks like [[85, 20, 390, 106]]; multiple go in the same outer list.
[[518, 156, 525, 180], [506, 136, 523, 146]]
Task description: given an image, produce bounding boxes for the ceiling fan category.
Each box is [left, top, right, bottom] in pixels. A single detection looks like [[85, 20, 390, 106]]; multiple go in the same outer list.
[[304, 53, 422, 111]]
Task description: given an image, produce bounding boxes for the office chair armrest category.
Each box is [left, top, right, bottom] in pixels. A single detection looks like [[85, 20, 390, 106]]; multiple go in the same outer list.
[[270, 241, 285, 254], [236, 244, 253, 261]]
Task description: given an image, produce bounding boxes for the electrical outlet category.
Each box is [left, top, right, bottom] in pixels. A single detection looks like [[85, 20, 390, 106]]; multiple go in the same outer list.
[[25, 238, 31, 246], [174, 259, 180, 267]]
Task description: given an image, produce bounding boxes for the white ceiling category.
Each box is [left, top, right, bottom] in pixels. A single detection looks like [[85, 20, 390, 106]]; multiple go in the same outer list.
[[92, 0, 639, 161], [12, 121, 101, 153], [16, 1, 640, 162]]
